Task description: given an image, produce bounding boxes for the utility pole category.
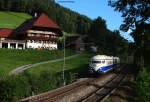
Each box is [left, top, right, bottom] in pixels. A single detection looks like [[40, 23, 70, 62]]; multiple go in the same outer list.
[[62, 34, 66, 86], [56, 0, 75, 86], [56, 0, 75, 3]]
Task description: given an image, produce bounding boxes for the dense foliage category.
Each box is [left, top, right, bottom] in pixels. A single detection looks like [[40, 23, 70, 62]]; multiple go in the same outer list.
[[109, 0, 150, 67], [0, 72, 63, 102], [108, 1, 150, 101], [87, 17, 128, 56], [135, 69, 150, 102]]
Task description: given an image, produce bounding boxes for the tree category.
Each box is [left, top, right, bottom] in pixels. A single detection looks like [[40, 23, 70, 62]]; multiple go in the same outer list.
[[109, 0, 150, 67], [0, 0, 5, 10], [87, 17, 128, 56], [108, 0, 150, 31], [89, 17, 107, 47]]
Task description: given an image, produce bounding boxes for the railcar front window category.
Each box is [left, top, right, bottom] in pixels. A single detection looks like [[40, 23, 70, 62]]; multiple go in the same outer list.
[[92, 61, 101, 63]]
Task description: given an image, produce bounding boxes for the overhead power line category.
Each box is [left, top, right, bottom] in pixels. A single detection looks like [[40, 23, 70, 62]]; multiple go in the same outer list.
[[56, 0, 75, 3]]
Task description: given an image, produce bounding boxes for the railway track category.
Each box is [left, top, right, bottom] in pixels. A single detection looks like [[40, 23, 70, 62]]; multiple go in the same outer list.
[[21, 65, 127, 102], [21, 78, 93, 102], [80, 74, 126, 102], [21, 74, 116, 102]]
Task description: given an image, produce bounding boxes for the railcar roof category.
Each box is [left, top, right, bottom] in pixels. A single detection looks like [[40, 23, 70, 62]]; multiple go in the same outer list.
[[92, 55, 110, 59], [91, 55, 119, 60]]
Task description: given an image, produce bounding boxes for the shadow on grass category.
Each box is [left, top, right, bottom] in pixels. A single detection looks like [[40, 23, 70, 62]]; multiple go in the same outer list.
[[55, 64, 91, 83]]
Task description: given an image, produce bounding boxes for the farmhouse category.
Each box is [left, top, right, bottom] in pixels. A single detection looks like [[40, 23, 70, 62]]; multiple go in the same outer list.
[[0, 13, 62, 50]]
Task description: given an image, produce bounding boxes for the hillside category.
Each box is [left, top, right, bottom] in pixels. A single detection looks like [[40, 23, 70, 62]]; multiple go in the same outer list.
[[0, 11, 32, 29], [0, 49, 75, 77], [0, 0, 92, 34], [0, 0, 129, 56]]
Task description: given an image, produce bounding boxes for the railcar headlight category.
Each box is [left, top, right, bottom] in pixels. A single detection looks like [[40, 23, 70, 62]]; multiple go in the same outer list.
[[95, 64, 100, 67]]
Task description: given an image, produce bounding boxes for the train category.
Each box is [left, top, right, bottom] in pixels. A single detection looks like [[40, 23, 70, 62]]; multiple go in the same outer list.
[[89, 55, 120, 74]]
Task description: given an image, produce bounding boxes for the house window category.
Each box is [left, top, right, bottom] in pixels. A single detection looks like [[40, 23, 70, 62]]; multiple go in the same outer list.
[[28, 33, 34, 37], [36, 34, 41, 37], [0, 38, 5, 40], [32, 40, 35, 43], [45, 35, 49, 37], [28, 40, 31, 43], [28, 34, 32, 36]]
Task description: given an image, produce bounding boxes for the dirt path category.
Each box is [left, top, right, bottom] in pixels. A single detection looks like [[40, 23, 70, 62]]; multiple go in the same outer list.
[[9, 54, 79, 75]]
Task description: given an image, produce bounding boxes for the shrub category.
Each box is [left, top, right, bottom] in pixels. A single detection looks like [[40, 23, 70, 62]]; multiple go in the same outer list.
[[0, 75, 31, 102], [135, 68, 150, 102]]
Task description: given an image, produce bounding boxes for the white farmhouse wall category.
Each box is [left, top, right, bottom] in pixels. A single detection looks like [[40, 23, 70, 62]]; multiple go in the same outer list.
[[26, 40, 57, 50]]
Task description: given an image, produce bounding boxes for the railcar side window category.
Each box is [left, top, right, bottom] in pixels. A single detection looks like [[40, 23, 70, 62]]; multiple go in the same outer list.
[[115, 59, 117, 63], [102, 60, 105, 63], [108, 61, 112, 64]]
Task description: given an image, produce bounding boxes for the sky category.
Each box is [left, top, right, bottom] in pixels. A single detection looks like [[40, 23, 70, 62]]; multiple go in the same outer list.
[[56, 0, 134, 42]]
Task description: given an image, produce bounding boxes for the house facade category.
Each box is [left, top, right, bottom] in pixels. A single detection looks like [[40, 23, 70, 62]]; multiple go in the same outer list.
[[0, 13, 62, 50]]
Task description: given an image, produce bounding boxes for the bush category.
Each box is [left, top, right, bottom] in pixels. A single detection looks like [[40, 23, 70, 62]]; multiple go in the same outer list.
[[0, 75, 31, 102], [135, 68, 150, 102], [0, 71, 65, 101]]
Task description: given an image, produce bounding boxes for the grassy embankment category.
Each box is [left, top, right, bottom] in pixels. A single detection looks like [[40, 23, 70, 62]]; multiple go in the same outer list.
[[0, 11, 32, 29], [0, 52, 92, 102], [0, 49, 75, 77], [27, 53, 91, 75]]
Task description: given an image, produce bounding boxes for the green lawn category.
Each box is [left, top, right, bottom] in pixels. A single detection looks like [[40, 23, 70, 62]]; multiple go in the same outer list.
[[0, 49, 75, 77], [27, 53, 91, 76], [0, 11, 32, 29]]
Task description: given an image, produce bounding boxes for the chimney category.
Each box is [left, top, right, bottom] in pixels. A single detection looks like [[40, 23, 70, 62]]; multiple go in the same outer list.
[[34, 12, 37, 18]]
